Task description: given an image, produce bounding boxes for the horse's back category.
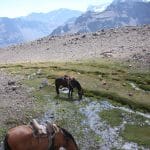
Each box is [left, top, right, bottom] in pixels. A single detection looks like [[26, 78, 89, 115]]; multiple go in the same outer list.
[[6, 125, 49, 150], [55, 77, 62, 85], [55, 77, 68, 87], [55, 77, 64, 83], [6, 125, 32, 150], [8, 125, 31, 134]]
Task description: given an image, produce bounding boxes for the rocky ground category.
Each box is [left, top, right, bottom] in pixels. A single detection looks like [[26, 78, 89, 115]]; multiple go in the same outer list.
[[0, 25, 150, 69], [0, 70, 35, 128]]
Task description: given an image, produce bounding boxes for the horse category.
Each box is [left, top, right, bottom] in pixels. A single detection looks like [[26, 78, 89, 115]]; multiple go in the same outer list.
[[55, 76, 83, 100], [4, 120, 78, 150]]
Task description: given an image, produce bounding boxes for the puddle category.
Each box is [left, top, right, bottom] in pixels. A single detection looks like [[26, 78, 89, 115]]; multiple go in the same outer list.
[[59, 87, 69, 94]]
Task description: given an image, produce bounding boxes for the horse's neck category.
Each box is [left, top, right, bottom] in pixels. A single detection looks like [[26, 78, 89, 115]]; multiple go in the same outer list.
[[77, 84, 82, 91], [60, 128, 78, 150], [72, 80, 81, 91]]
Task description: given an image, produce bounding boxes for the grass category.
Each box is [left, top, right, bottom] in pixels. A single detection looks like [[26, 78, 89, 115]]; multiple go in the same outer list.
[[84, 89, 150, 111], [122, 124, 150, 147], [126, 72, 150, 91], [99, 109, 123, 127], [0, 127, 6, 141], [139, 84, 150, 91]]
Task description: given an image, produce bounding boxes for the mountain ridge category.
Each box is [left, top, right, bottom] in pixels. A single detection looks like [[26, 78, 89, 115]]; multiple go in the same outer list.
[[51, 0, 150, 35], [0, 9, 82, 47]]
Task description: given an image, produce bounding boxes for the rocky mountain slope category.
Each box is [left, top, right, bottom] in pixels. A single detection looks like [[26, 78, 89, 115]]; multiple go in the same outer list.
[[0, 9, 82, 47], [51, 0, 150, 35], [0, 25, 149, 69]]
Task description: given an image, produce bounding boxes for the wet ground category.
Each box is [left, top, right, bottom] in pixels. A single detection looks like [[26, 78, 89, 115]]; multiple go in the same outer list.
[[1, 90, 150, 150], [39, 92, 150, 150]]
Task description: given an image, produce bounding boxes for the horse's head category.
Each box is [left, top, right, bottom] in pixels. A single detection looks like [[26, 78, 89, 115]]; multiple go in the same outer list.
[[46, 122, 78, 150]]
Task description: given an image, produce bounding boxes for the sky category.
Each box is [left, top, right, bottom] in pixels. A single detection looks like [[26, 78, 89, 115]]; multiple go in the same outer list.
[[0, 0, 113, 18]]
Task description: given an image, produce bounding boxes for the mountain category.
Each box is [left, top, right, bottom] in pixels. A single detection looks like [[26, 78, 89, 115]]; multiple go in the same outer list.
[[51, 0, 150, 35], [87, 3, 111, 12], [0, 9, 82, 47], [0, 17, 50, 47], [23, 8, 82, 24]]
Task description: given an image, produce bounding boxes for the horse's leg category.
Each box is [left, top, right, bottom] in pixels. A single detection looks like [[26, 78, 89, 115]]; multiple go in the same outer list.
[[78, 89, 83, 100], [56, 84, 60, 95], [68, 88, 71, 98], [71, 89, 73, 97], [68, 88, 73, 99]]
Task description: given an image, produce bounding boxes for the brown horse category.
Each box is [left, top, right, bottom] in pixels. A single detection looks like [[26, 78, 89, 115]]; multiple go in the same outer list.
[[55, 76, 83, 100], [4, 121, 78, 150]]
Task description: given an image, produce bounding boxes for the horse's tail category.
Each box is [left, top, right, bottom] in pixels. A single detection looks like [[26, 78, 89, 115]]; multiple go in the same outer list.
[[4, 134, 11, 150]]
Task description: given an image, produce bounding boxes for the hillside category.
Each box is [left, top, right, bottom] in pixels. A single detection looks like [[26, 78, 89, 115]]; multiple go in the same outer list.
[[0, 25, 149, 69]]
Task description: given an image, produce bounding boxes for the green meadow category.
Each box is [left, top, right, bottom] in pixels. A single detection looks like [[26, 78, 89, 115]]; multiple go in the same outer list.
[[1, 59, 149, 111]]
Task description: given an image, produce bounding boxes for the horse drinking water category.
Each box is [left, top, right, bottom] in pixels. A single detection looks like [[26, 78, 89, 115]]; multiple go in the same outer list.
[[4, 119, 78, 150], [55, 75, 83, 100]]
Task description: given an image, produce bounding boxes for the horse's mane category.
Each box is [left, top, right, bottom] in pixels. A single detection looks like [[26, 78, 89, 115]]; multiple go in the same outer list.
[[49, 126, 78, 150], [71, 79, 82, 89], [60, 127, 78, 149]]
